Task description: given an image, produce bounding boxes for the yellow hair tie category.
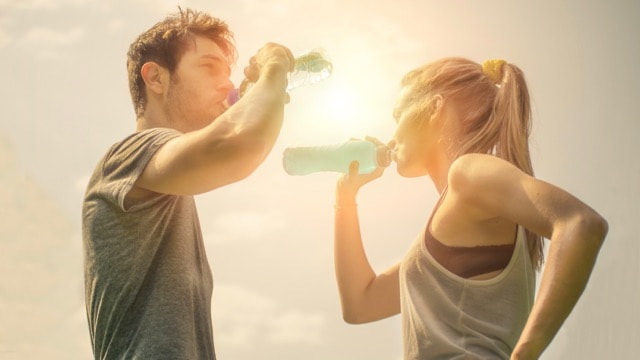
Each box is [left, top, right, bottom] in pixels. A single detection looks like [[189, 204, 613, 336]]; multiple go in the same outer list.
[[482, 59, 506, 83]]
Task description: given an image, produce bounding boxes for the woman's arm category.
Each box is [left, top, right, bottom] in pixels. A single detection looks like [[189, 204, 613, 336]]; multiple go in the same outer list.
[[334, 162, 401, 324], [449, 154, 608, 359]]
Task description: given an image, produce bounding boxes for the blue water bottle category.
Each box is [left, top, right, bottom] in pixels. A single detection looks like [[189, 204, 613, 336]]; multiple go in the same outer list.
[[282, 140, 391, 176]]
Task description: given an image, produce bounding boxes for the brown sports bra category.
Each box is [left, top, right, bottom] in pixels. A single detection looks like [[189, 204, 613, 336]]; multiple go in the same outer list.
[[424, 188, 516, 279]]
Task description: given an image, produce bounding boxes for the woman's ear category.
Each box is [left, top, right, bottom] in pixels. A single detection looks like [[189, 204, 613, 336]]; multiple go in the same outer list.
[[140, 62, 167, 95], [428, 94, 444, 123]]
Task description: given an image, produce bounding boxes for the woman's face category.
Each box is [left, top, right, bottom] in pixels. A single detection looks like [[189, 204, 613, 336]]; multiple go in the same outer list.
[[390, 86, 438, 177]]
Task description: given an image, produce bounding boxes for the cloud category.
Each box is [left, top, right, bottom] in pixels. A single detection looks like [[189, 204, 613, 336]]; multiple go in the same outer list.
[[266, 310, 325, 344], [15, 26, 84, 60], [0, 28, 11, 49], [213, 283, 326, 348], [205, 209, 287, 244], [21, 26, 84, 47], [74, 173, 90, 194], [134, 0, 182, 13], [106, 18, 124, 33], [0, 0, 95, 11], [0, 136, 86, 359], [212, 284, 275, 347]]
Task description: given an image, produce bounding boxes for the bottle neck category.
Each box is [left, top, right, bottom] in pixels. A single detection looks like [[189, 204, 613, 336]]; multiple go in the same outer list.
[[377, 145, 392, 167]]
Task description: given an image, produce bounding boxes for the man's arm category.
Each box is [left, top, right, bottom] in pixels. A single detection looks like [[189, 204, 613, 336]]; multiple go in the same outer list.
[[134, 43, 294, 196]]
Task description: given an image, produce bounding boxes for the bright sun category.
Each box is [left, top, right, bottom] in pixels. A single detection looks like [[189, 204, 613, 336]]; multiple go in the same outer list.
[[285, 45, 396, 145], [325, 85, 360, 122], [314, 81, 378, 141]]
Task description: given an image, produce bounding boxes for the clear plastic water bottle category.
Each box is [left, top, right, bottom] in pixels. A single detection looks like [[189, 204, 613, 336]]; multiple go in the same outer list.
[[227, 48, 333, 105], [282, 140, 392, 176], [286, 48, 333, 90]]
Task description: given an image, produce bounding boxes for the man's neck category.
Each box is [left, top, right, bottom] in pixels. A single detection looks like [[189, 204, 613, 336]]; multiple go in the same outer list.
[[136, 117, 149, 131], [136, 107, 171, 131]]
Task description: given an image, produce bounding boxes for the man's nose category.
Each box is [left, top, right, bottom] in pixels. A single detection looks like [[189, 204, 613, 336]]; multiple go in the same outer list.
[[218, 78, 234, 95]]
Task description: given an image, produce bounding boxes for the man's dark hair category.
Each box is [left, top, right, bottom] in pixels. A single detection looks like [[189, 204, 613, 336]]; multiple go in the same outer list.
[[127, 7, 237, 117]]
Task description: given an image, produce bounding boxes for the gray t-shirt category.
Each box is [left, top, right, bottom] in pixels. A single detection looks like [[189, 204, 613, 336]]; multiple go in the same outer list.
[[82, 128, 215, 359]]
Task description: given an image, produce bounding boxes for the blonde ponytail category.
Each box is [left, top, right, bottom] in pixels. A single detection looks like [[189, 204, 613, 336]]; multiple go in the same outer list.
[[487, 61, 543, 270], [402, 57, 544, 270]]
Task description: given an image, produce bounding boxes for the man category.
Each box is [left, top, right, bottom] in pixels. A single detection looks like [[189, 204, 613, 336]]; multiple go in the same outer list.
[[82, 7, 294, 359]]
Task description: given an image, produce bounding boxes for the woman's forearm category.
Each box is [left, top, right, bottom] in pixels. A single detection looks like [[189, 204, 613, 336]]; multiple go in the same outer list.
[[334, 189, 378, 323], [333, 187, 401, 324], [512, 212, 608, 359]]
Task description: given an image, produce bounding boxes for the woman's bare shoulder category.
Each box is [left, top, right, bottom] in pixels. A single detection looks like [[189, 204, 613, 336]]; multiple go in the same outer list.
[[449, 154, 524, 192]]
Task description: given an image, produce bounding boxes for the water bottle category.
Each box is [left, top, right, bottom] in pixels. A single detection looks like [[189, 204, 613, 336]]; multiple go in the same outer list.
[[286, 48, 333, 90], [282, 140, 391, 176], [227, 48, 333, 105]]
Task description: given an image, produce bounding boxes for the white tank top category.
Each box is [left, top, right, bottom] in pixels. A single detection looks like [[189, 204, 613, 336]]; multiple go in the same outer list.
[[399, 225, 535, 359]]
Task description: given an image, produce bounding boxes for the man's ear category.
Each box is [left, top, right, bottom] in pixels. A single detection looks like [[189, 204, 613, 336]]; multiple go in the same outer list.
[[140, 62, 167, 94]]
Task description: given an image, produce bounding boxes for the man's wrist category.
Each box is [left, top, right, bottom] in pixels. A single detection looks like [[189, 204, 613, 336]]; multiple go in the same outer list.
[[261, 61, 289, 80]]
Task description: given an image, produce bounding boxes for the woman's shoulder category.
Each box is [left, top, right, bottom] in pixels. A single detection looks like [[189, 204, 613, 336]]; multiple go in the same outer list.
[[448, 153, 530, 204], [449, 153, 519, 184]]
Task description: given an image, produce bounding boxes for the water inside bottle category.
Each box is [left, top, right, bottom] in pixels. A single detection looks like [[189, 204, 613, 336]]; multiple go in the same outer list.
[[287, 49, 333, 91], [226, 48, 333, 105], [295, 50, 333, 72], [282, 140, 386, 176]]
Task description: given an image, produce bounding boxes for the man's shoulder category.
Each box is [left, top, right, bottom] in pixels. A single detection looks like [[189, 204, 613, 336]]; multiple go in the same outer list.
[[84, 128, 181, 207], [110, 128, 181, 154]]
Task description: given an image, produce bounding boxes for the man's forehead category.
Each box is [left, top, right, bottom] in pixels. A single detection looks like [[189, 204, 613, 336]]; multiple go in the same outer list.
[[185, 35, 227, 62], [189, 36, 223, 55]]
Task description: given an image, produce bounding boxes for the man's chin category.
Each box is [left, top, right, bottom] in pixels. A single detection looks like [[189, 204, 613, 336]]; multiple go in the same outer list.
[[208, 106, 227, 121]]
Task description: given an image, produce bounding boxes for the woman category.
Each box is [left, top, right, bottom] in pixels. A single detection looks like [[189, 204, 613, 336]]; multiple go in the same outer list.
[[333, 57, 608, 359]]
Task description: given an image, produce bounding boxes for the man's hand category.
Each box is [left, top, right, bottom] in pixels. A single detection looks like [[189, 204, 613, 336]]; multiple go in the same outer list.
[[243, 42, 295, 83]]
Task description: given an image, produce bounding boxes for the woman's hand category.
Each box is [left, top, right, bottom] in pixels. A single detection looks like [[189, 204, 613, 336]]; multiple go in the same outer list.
[[336, 136, 388, 201]]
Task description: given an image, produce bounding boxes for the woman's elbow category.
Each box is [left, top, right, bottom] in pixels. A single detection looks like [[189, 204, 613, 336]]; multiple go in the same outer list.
[[575, 210, 608, 247], [340, 301, 365, 324], [590, 213, 608, 244], [340, 302, 379, 324], [342, 310, 367, 325]]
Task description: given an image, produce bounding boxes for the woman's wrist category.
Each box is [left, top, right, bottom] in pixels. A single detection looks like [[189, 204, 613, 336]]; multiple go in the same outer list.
[[334, 202, 357, 211], [335, 189, 358, 210], [511, 337, 546, 360]]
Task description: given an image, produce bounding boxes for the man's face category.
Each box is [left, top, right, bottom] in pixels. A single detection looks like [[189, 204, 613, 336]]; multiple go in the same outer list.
[[165, 35, 233, 132]]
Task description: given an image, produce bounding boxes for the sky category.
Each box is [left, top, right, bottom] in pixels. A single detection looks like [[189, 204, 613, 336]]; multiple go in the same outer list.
[[0, 0, 638, 359]]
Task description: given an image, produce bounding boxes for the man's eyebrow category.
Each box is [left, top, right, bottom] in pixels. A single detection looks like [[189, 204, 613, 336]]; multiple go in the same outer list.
[[200, 54, 231, 74], [201, 54, 224, 61], [200, 54, 227, 66]]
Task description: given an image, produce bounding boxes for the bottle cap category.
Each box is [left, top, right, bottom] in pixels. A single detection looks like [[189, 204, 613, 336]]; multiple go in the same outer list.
[[226, 88, 240, 106]]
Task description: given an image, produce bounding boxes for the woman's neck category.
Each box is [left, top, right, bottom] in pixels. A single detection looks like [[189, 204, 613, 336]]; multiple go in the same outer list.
[[428, 142, 459, 194]]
